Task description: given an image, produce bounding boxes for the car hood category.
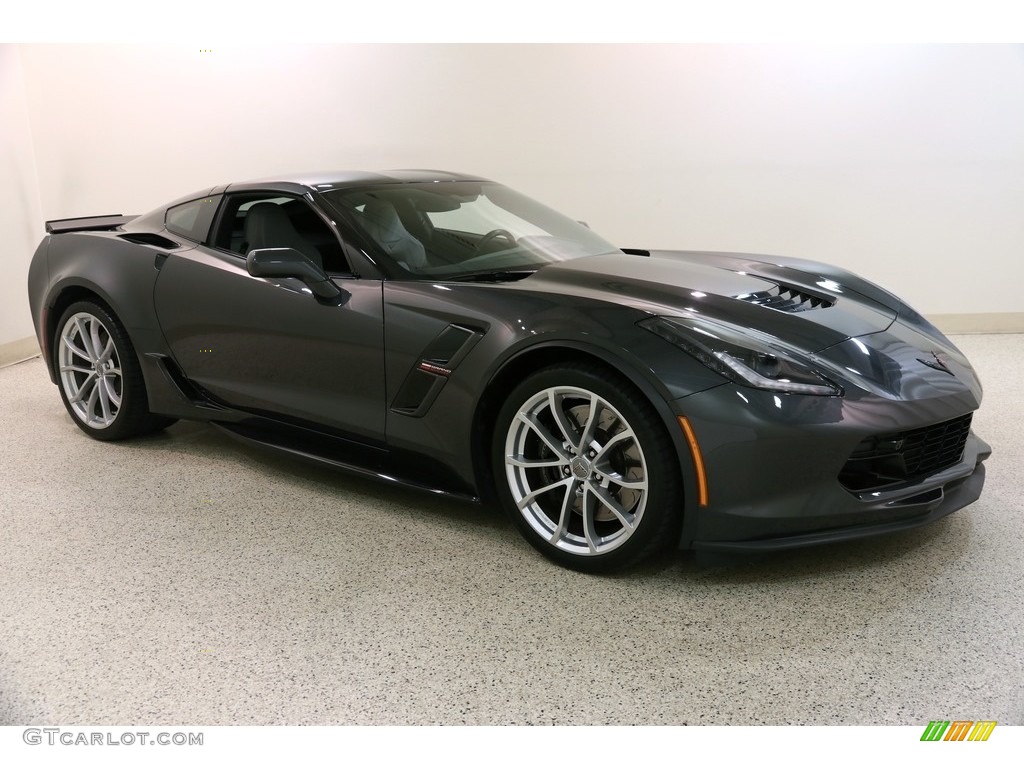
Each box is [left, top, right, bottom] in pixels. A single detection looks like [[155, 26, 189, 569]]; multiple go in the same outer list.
[[520, 250, 981, 403], [523, 249, 897, 353]]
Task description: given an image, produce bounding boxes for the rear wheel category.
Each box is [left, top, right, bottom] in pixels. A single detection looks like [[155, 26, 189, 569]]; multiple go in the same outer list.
[[492, 363, 683, 572], [54, 300, 175, 440]]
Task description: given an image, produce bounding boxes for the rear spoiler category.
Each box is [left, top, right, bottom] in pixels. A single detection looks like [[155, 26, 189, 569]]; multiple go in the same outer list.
[[45, 214, 138, 234]]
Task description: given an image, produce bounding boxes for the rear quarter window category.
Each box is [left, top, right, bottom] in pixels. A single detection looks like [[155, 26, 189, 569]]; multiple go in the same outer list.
[[165, 196, 220, 242]]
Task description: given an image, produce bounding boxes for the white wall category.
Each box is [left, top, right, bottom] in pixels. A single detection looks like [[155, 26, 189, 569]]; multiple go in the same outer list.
[[6, 43, 1024, 345], [0, 45, 43, 347]]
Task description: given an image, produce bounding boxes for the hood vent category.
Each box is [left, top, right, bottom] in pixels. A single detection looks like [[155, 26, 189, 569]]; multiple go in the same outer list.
[[734, 284, 835, 313]]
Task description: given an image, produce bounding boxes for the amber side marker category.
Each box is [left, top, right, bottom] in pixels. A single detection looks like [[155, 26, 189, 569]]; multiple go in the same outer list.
[[677, 416, 708, 507]]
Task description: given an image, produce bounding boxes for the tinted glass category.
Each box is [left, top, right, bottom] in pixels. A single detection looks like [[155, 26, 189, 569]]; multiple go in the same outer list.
[[165, 196, 219, 243], [210, 193, 349, 273], [322, 181, 618, 279]]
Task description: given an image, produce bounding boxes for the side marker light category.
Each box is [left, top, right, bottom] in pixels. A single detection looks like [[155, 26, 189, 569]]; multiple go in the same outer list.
[[677, 416, 708, 507]]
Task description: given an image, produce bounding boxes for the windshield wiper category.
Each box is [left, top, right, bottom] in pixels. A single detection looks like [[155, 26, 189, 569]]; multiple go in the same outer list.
[[448, 269, 537, 283]]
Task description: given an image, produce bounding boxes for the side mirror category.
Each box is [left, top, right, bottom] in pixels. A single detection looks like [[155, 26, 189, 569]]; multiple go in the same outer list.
[[246, 248, 343, 301]]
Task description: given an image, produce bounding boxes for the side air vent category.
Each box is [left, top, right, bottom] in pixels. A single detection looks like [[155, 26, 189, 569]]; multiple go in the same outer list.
[[391, 370, 440, 414], [391, 324, 483, 417], [734, 284, 835, 312], [422, 325, 474, 364], [152, 354, 207, 403], [119, 233, 180, 249]]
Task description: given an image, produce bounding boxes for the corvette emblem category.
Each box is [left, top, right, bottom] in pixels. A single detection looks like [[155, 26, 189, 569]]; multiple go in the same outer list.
[[918, 351, 955, 376]]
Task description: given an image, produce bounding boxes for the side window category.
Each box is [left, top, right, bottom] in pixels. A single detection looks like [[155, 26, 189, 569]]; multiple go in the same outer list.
[[211, 193, 349, 274], [165, 197, 219, 242]]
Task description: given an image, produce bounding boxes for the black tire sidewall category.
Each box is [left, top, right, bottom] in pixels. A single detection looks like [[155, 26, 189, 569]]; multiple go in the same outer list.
[[492, 362, 683, 572]]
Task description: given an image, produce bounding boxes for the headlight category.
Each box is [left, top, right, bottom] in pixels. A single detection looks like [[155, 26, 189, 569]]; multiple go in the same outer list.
[[639, 316, 843, 397]]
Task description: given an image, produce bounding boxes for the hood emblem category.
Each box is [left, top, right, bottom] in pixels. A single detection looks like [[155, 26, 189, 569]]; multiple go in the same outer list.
[[918, 351, 955, 376]]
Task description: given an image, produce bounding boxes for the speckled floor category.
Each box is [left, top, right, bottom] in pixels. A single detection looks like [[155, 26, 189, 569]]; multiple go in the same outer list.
[[0, 335, 1021, 725]]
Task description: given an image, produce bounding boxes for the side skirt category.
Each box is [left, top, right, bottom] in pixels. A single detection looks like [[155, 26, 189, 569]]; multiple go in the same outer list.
[[212, 420, 480, 504]]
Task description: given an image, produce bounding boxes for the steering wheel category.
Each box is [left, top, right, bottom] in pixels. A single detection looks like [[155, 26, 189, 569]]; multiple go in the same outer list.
[[473, 228, 517, 256]]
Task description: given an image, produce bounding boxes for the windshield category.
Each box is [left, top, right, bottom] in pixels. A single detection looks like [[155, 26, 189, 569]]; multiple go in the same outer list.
[[322, 181, 619, 279]]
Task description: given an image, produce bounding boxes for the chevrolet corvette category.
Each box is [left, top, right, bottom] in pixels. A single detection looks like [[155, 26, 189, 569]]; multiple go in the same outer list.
[[27, 170, 990, 571]]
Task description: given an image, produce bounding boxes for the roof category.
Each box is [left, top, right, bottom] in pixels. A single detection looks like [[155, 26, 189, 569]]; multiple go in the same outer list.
[[223, 169, 488, 194]]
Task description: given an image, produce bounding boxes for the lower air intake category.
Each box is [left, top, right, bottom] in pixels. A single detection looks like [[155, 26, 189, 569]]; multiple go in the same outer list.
[[838, 413, 973, 492]]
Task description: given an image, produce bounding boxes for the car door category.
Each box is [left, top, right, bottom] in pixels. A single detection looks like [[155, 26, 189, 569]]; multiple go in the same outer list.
[[153, 192, 386, 442]]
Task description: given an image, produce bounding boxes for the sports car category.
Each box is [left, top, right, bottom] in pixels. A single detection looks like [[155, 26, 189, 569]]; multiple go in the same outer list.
[[27, 170, 991, 571]]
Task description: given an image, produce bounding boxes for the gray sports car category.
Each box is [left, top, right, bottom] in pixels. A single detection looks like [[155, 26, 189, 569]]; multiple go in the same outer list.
[[27, 170, 990, 571]]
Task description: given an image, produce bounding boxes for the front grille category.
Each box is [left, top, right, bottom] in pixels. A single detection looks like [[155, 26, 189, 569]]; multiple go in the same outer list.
[[838, 413, 973, 492], [734, 284, 835, 312]]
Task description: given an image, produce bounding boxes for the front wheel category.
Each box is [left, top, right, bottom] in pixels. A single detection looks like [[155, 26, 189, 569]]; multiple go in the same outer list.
[[492, 363, 683, 572]]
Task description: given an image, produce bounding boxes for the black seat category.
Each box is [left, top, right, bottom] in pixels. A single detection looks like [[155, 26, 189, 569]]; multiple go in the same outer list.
[[243, 203, 323, 268], [360, 201, 427, 270]]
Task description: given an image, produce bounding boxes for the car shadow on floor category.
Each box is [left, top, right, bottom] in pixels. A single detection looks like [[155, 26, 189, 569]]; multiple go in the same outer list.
[[127, 418, 510, 531], [126, 419, 976, 586]]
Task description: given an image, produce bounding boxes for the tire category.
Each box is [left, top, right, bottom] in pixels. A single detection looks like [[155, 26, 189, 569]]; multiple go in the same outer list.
[[492, 362, 683, 572], [53, 300, 176, 441]]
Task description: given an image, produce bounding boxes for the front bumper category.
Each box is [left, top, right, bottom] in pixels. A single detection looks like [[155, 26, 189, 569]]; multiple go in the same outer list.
[[693, 447, 987, 552], [674, 382, 990, 553]]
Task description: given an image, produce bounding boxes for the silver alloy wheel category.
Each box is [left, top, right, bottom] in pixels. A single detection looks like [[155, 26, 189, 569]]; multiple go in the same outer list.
[[504, 385, 649, 556], [57, 311, 123, 430]]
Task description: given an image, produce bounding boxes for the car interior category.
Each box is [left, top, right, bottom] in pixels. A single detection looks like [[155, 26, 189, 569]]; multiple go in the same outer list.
[[213, 194, 349, 274]]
